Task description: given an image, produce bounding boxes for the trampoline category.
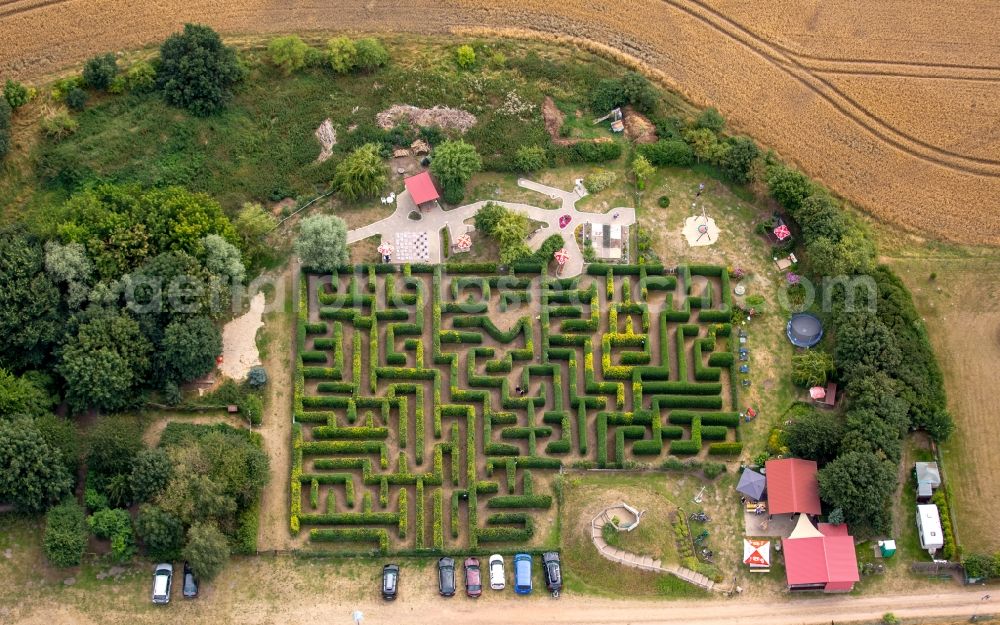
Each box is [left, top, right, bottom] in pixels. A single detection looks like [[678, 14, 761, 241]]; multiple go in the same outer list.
[[786, 313, 823, 348]]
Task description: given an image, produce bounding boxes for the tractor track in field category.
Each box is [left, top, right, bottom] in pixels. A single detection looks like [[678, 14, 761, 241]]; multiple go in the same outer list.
[[660, 0, 1000, 175], [0, 0, 74, 18]]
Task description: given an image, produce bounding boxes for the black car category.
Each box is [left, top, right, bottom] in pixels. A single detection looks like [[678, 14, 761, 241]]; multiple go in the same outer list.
[[542, 552, 562, 596], [437, 557, 456, 597], [182, 561, 198, 599], [382, 564, 399, 600]]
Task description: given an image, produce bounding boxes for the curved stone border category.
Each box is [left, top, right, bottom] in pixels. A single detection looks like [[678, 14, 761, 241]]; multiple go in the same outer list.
[[590, 502, 716, 591]]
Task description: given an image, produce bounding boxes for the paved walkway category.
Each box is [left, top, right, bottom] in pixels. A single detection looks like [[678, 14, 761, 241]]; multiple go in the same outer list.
[[346, 179, 636, 276], [590, 504, 720, 592]]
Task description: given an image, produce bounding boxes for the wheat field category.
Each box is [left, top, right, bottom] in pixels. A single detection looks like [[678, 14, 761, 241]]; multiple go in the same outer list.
[[1, 0, 999, 243]]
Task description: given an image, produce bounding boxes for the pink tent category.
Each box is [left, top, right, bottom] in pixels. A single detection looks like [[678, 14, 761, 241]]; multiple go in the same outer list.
[[773, 224, 791, 240], [809, 386, 827, 400]]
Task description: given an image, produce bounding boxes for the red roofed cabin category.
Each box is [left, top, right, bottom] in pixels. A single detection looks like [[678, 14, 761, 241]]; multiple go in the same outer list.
[[765, 458, 821, 516], [783, 518, 859, 593], [404, 171, 440, 211]]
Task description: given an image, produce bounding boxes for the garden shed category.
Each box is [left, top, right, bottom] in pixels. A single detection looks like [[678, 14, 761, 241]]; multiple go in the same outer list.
[[765, 458, 821, 516], [915, 462, 941, 502]]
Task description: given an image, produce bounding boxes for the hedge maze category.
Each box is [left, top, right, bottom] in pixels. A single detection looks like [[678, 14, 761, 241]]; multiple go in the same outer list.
[[291, 263, 742, 554]]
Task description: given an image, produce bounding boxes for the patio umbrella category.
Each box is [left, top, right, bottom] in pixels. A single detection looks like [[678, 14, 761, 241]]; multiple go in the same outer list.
[[809, 386, 826, 400], [736, 468, 767, 501], [553, 248, 570, 265], [454, 233, 472, 252], [773, 224, 791, 240], [743, 539, 771, 568], [377, 241, 394, 256]]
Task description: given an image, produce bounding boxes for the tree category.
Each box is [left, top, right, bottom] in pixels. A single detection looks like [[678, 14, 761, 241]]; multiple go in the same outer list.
[[233, 202, 277, 267], [455, 45, 476, 69], [695, 107, 725, 132], [334, 143, 387, 201], [35, 413, 80, 477], [158, 23, 246, 116], [637, 139, 694, 167], [619, 71, 658, 113], [791, 349, 834, 387], [44, 502, 87, 567], [806, 228, 876, 276], [135, 505, 185, 560], [683, 128, 721, 163], [4, 79, 31, 109], [841, 409, 903, 464], [247, 366, 268, 389], [124, 60, 157, 92], [59, 309, 151, 413], [86, 415, 143, 482], [0, 367, 52, 418], [794, 194, 847, 243], [721, 136, 759, 184], [834, 311, 902, 383], [817, 450, 896, 533], [590, 78, 624, 113], [632, 154, 655, 190], [766, 164, 813, 212], [0, 418, 72, 513], [82, 53, 118, 90], [962, 553, 999, 580], [785, 408, 844, 465], [473, 202, 506, 236], [183, 522, 230, 580], [354, 38, 389, 71], [295, 214, 349, 272], [44, 240, 94, 309], [202, 234, 245, 283], [267, 35, 310, 75], [430, 140, 482, 204], [160, 316, 222, 385], [0, 228, 61, 370], [514, 145, 547, 173], [493, 211, 532, 265], [327, 37, 357, 74], [131, 448, 174, 504]]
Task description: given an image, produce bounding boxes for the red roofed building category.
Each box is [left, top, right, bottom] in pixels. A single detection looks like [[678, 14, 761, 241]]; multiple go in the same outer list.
[[783, 519, 859, 592], [404, 171, 440, 209], [765, 458, 821, 516]]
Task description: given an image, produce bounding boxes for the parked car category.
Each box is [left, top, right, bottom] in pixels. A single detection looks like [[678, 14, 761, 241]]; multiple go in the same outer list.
[[488, 554, 505, 590], [382, 564, 399, 600], [513, 553, 532, 595], [542, 552, 562, 596], [151, 563, 173, 605], [464, 557, 482, 598], [182, 561, 199, 599], [437, 557, 456, 597]]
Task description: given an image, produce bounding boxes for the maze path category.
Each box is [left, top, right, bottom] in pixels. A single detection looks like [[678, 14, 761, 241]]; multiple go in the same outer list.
[[290, 263, 742, 553]]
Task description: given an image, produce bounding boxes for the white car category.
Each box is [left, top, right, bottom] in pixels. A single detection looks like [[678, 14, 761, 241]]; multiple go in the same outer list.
[[152, 563, 173, 604], [488, 554, 505, 590]]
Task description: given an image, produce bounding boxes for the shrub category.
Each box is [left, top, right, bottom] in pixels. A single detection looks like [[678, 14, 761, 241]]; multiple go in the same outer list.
[[658, 195, 670, 208], [335, 143, 387, 201], [136, 504, 184, 561], [560, 141, 622, 163], [695, 107, 725, 132], [158, 23, 246, 116], [637, 139, 694, 167], [4, 79, 31, 109], [268, 35, 310, 75], [65, 87, 87, 111], [456, 45, 476, 68], [87, 508, 134, 560], [82, 53, 118, 90], [702, 462, 726, 479], [583, 170, 618, 194], [430, 140, 482, 203], [514, 145, 547, 172], [708, 442, 743, 455], [247, 366, 268, 389], [327, 36, 357, 73], [44, 501, 87, 567], [792, 349, 834, 387], [355, 38, 389, 71], [124, 60, 156, 92], [40, 113, 79, 140], [239, 394, 264, 426]]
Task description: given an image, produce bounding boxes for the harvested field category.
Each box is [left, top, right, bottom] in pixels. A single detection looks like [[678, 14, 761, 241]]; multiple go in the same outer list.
[[1, 2, 998, 243]]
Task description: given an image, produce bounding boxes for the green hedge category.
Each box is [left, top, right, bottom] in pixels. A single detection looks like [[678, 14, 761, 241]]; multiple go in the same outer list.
[[707, 442, 743, 455], [486, 495, 553, 509], [309, 528, 389, 552]]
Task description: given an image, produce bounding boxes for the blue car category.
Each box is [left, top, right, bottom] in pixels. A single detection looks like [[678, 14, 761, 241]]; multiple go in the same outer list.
[[513, 553, 532, 595]]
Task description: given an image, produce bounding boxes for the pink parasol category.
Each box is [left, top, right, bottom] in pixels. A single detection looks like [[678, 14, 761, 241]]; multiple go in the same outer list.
[[553, 248, 570, 265], [773, 224, 791, 241], [809, 386, 827, 400], [454, 234, 472, 252], [377, 241, 394, 256]]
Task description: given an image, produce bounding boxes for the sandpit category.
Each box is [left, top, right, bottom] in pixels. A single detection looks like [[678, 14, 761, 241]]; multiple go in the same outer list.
[[682, 215, 721, 247], [219, 292, 266, 381]]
